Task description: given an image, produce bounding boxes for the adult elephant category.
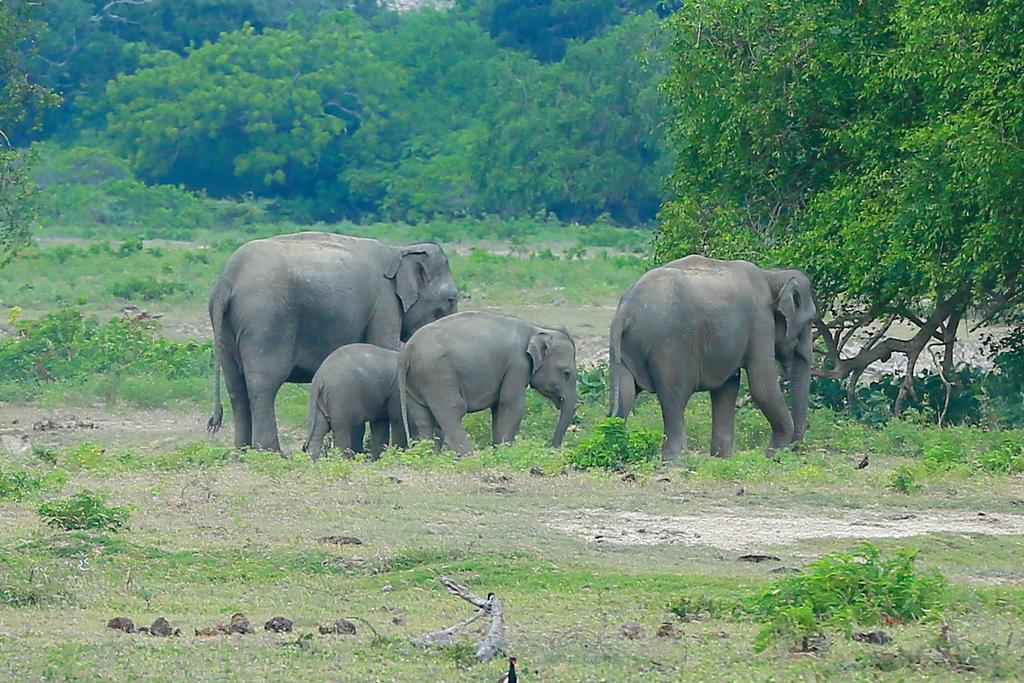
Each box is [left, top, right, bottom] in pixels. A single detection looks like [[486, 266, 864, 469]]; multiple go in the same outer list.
[[609, 255, 816, 463], [207, 232, 458, 452]]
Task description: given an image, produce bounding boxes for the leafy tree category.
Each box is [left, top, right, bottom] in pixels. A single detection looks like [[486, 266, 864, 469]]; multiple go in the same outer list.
[[0, 2, 60, 263], [472, 14, 669, 223], [459, 0, 675, 61], [657, 0, 1024, 412], [93, 12, 403, 217]]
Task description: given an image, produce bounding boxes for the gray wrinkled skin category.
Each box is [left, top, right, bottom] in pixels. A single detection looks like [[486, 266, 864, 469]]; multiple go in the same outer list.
[[399, 311, 578, 455], [208, 232, 457, 452], [609, 255, 816, 464]]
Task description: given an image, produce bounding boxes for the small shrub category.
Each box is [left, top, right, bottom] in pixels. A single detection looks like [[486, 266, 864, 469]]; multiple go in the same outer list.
[[37, 490, 132, 532], [975, 439, 1024, 474], [569, 417, 660, 472], [889, 465, 923, 494], [0, 467, 67, 501], [922, 441, 966, 471], [668, 593, 747, 621], [109, 275, 186, 301], [750, 542, 947, 651], [577, 360, 609, 403]]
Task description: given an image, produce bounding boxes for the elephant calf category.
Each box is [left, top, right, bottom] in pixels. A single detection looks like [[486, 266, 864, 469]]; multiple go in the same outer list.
[[399, 311, 578, 455], [302, 344, 405, 459]]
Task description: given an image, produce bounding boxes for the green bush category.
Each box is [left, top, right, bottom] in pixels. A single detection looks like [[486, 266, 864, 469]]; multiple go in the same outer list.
[[750, 543, 947, 651], [0, 467, 67, 501], [568, 417, 660, 471], [577, 360, 609, 404], [37, 491, 132, 532], [975, 439, 1024, 474], [888, 465, 923, 494], [109, 275, 187, 301], [0, 308, 211, 401]]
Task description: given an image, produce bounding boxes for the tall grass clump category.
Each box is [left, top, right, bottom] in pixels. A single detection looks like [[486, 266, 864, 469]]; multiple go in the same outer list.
[[37, 491, 132, 532]]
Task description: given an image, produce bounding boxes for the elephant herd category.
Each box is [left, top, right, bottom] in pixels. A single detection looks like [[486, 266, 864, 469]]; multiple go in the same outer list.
[[207, 232, 816, 464]]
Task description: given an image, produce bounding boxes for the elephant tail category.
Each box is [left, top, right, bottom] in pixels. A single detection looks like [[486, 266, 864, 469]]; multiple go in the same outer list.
[[398, 350, 412, 447], [302, 381, 329, 453], [608, 312, 627, 418], [207, 279, 230, 434]]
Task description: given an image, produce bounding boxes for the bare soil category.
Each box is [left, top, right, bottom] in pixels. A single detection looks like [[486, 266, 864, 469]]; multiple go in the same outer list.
[[546, 507, 1024, 551]]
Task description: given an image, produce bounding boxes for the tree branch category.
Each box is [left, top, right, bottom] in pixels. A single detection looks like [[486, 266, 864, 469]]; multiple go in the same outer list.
[[411, 577, 505, 661]]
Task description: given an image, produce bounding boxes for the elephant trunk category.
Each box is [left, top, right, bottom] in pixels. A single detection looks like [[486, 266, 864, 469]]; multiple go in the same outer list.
[[551, 394, 576, 448], [789, 356, 811, 442]]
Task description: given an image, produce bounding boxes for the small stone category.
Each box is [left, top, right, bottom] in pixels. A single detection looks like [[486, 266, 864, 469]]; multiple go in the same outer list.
[[264, 616, 294, 633], [149, 617, 175, 637], [391, 615, 405, 625], [620, 622, 643, 639], [227, 613, 254, 635], [655, 622, 677, 638], [853, 630, 892, 645], [319, 619, 357, 635], [529, 466, 544, 476], [381, 584, 395, 593], [107, 617, 135, 633], [318, 535, 363, 546]]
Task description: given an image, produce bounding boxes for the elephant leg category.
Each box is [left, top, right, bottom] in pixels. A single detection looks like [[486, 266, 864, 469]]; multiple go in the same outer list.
[[656, 385, 692, 465], [406, 399, 437, 446], [437, 405, 473, 455], [369, 419, 389, 459], [247, 378, 285, 453], [491, 385, 526, 445], [747, 358, 794, 452], [349, 423, 366, 454], [221, 356, 252, 448], [710, 373, 741, 458]]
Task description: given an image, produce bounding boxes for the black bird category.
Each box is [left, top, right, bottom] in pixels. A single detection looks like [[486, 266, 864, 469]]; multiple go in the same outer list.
[[498, 657, 517, 683], [856, 455, 870, 470]]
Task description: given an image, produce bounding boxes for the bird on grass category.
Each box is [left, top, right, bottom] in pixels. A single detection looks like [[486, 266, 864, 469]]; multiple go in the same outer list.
[[856, 455, 870, 470], [498, 657, 517, 683]]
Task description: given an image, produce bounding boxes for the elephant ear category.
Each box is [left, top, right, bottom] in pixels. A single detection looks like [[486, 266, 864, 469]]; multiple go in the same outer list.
[[527, 331, 552, 372], [385, 248, 430, 313], [773, 276, 809, 342]]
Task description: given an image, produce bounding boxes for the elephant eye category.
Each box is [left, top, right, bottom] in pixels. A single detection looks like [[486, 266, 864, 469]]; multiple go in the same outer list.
[[563, 369, 572, 380]]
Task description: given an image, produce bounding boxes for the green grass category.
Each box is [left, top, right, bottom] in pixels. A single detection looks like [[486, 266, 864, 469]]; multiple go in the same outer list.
[[2, 231, 1024, 678]]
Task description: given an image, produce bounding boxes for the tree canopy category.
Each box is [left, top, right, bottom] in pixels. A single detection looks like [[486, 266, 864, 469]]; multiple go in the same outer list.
[[26, 1, 670, 224], [656, 0, 1024, 410]]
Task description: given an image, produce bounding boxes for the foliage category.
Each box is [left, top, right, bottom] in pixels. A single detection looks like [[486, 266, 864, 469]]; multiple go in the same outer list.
[[657, 0, 1024, 406], [888, 466, 923, 494], [109, 275, 187, 301], [0, 2, 59, 263], [37, 490, 132, 532], [471, 14, 668, 224], [750, 543, 947, 650], [568, 417, 660, 471], [0, 467, 67, 502], [24, 3, 668, 225], [577, 360, 610, 403], [0, 308, 210, 401]]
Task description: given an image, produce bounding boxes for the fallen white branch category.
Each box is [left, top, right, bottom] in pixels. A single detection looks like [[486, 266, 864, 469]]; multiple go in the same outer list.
[[411, 577, 505, 661]]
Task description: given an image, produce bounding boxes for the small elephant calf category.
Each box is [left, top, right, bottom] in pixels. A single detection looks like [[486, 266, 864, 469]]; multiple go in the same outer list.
[[399, 311, 578, 455], [302, 344, 405, 459]]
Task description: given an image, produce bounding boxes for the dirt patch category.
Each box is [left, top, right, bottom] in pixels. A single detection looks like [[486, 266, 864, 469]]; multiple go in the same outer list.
[[546, 507, 1024, 550]]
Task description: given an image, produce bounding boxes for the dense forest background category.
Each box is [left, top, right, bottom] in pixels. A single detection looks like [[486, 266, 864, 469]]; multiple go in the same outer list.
[[10, 0, 678, 226], [1, 0, 1022, 425]]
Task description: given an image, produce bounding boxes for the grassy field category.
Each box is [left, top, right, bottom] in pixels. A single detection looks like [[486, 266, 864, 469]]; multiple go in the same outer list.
[[2, 225, 1024, 680]]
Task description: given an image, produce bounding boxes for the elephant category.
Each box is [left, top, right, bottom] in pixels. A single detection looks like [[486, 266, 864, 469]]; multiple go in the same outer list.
[[608, 255, 816, 463], [207, 232, 458, 452], [398, 311, 578, 455], [302, 344, 405, 459]]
